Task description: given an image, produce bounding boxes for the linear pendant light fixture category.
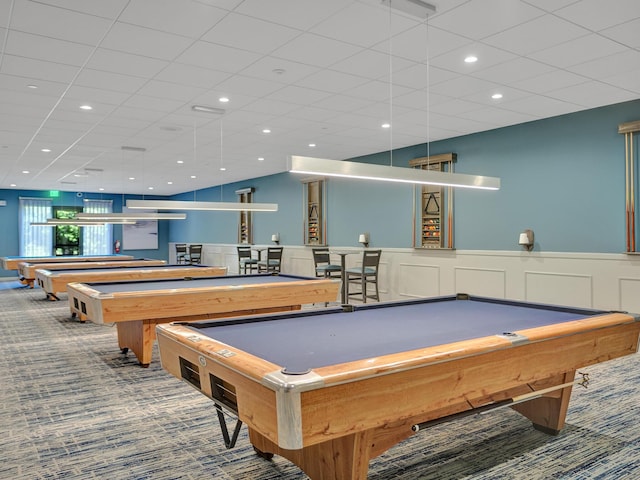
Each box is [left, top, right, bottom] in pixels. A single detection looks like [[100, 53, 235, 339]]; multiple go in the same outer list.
[[126, 200, 278, 212], [31, 218, 137, 226], [289, 156, 501, 190], [77, 212, 187, 221]]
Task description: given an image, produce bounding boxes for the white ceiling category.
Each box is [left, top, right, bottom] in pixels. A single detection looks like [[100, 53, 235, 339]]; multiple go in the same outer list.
[[0, 0, 639, 196]]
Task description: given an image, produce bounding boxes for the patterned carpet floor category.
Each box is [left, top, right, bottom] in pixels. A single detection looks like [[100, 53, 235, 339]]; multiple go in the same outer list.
[[1, 280, 639, 479]]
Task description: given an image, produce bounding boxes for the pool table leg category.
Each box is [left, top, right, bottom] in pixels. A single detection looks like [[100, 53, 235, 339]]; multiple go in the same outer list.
[[249, 427, 372, 480], [511, 371, 575, 435], [116, 320, 156, 367]]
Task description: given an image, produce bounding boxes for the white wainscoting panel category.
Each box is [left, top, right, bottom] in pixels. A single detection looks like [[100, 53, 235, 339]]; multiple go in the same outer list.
[[454, 267, 506, 298], [524, 271, 593, 307], [397, 263, 440, 298], [619, 278, 640, 314]]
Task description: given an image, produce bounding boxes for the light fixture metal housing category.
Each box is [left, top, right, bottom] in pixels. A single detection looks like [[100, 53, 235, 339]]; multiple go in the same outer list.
[[77, 212, 186, 221], [126, 200, 278, 212], [289, 156, 500, 190], [381, 0, 436, 18]]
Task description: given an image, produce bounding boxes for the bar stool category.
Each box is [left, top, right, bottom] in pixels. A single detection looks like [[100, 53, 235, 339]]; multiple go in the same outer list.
[[345, 250, 382, 303], [175, 244, 188, 264], [188, 244, 202, 264], [257, 247, 283, 273], [237, 246, 258, 274], [312, 248, 341, 278]]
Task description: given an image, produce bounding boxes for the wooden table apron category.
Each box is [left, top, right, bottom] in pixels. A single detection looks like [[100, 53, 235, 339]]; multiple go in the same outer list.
[[155, 296, 640, 480], [0, 254, 134, 271]]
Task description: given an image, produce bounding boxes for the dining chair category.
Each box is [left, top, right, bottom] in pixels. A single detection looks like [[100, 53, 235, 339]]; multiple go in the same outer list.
[[345, 250, 382, 303], [312, 248, 341, 278], [237, 246, 258, 274], [188, 244, 203, 264], [175, 244, 188, 264], [257, 247, 283, 273]]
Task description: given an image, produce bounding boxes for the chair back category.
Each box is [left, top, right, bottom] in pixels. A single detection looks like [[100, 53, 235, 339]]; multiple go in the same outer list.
[[266, 246, 283, 262], [175, 244, 187, 254], [362, 250, 382, 271], [188, 244, 203, 264], [312, 248, 331, 267], [237, 246, 252, 260]]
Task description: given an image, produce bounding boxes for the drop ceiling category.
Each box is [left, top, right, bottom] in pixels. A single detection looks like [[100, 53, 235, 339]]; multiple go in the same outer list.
[[0, 0, 638, 195]]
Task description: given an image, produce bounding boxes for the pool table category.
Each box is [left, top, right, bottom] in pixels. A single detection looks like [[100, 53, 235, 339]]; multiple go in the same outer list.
[[156, 294, 640, 480], [0, 253, 135, 271], [68, 274, 339, 367], [18, 258, 166, 288], [35, 264, 228, 300]]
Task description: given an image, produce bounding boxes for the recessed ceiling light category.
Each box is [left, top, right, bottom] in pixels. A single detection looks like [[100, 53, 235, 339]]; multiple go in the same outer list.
[[308, 143, 316, 148], [22, 170, 30, 174], [258, 157, 265, 161], [80, 105, 93, 110], [219, 97, 229, 103], [10, 183, 16, 187], [148, 186, 154, 190], [167, 181, 173, 185], [219, 167, 226, 171], [382, 123, 391, 129], [272, 68, 286, 75], [177, 160, 184, 164], [99, 187, 104, 191], [491, 93, 503, 99], [262, 128, 271, 134], [191, 175, 196, 179], [464, 55, 478, 63], [27, 84, 38, 89], [41, 148, 51, 152], [128, 177, 135, 180]]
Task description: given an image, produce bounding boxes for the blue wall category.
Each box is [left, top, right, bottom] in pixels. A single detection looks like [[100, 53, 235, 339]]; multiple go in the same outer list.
[[167, 99, 636, 253], [0, 191, 170, 276], [2, 98, 639, 272]]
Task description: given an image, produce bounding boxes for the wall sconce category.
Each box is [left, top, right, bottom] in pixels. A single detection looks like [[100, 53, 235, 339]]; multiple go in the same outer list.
[[271, 233, 280, 245], [359, 233, 369, 248], [519, 229, 534, 251]]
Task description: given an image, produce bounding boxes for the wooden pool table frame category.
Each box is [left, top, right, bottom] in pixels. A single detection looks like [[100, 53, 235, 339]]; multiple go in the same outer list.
[[156, 296, 640, 480], [18, 258, 166, 288], [36, 265, 228, 300], [1, 254, 134, 271], [68, 274, 340, 367]]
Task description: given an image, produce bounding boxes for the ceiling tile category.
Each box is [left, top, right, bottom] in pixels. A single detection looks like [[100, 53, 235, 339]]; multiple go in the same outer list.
[[101, 22, 194, 61], [10, 0, 113, 45], [429, 0, 544, 41], [119, 0, 227, 38], [270, 33, 363, 68], [530, 33, 628, 68], [201, 12, 301, 54]]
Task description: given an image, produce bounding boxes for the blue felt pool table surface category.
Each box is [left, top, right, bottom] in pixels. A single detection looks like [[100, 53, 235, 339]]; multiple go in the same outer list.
[[182, 296, 607, 374], [46, 264, 218, 274], [81, 273, 321, 294]]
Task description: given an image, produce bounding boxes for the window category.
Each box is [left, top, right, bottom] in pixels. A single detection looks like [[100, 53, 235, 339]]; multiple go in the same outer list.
[[19, 197, 53, 256], [82, 199, 113, 255], [18, 197, 113, 256]]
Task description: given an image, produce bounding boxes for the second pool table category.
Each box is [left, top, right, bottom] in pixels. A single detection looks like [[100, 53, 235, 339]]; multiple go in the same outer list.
[[36, 264, 228, 300], [18, 258, 166, 288], [156, 294, 640, 480], [68, 273, 339, 367]]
